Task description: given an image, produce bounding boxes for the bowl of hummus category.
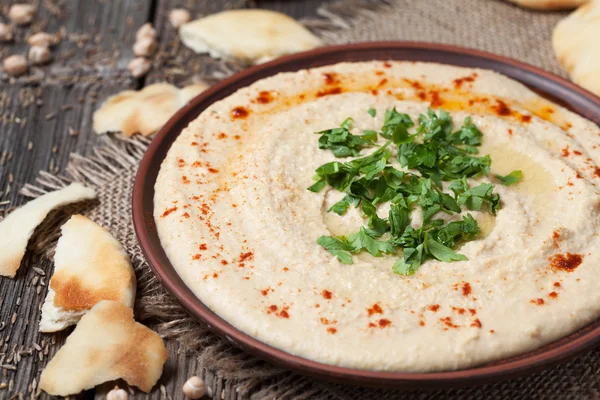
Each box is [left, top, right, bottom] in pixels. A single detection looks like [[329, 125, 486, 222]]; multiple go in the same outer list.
[[133, 42, 600, 388]]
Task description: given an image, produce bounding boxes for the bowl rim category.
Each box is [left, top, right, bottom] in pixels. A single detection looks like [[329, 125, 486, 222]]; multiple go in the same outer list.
[[133, 41, 600, 389]]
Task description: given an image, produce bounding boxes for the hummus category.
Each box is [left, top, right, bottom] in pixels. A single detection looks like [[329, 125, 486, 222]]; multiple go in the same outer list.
[[154, 61, 600, 371]]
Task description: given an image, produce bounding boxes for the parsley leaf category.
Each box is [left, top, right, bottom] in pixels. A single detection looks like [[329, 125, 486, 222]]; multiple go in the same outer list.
[[450, 116, 483, 146], [348, 226, 395, 257], [328, 194, 360, 215], [307, 179, 326, 193], [457, 183, 500, 214], [393, 245, 425, 275], [381, 108, 415, 145], [368, 108, 376, 117], [427, 238, 468, 262], [317, 236, 354, 264], [316, 117, 377, 157], [495, 170, 523, 186]]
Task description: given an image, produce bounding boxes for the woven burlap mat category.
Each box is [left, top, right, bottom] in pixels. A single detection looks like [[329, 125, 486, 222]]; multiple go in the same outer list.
[[22, 0, 600, 399]]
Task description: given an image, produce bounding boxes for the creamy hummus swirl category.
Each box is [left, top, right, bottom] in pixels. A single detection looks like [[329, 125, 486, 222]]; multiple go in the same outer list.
[[155, 61, 600, 371]]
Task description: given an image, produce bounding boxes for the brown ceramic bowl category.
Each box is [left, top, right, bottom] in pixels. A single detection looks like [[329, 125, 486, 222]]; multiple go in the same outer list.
[[133, 42, 600, 389]]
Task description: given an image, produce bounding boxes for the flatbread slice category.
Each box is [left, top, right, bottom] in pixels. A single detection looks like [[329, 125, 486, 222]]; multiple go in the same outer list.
[[553, 1, 600, 96], [179, 9, 322, 64], [508, 0, 588, 9], [39, 215, 136, 332], [39, 300, 167, 396], [93, 83, 207, 136], [0, 183, 96, 278]]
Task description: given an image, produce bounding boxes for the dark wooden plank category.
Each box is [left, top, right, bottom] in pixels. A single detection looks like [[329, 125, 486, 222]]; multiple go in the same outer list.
[[0, 81, 134, 400], [0, 0, 152, 82]]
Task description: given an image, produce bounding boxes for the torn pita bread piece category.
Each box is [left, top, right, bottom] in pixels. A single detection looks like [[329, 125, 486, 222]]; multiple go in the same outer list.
[[508, 0, 588, 9], [0, 183, 96, 278], [92, 82, 208, 136], [39, 300, 167, 396], [179, 9, 322, 64], [40, 215, 136, 332], [553, 0, 600, 96]]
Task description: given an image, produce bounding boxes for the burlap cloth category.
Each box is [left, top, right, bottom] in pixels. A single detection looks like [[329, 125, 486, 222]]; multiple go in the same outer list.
[[21, 0, 600, 399]]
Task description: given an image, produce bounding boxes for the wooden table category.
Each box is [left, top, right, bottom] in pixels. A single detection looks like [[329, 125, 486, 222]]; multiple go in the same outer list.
[[0, 1, 330, 398]]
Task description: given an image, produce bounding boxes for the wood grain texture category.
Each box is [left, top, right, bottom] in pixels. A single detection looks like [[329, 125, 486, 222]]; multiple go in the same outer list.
[[0, 1, 330, 399], [0, 0, 152, 82]]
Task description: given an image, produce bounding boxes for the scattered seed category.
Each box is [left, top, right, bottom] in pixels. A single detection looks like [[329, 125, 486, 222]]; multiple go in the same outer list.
[[3, 55, 28, 77], [10, 314, 16, 324], [44, 112, 56, 121], [8, 379, 13, 391], [27, 142, 32, 151], [68, 127, 79, 136], [169, 9, 191, 28], [15, 297, 20, 306], [8, 4, 36, 25], [28, 32, 54, 47], [31, 276, 39, 286], [51, 146, 57, 154], [0, 382, 6, 389], [36, 286, 42, 295], [1, 365, 16, 371], [29, 46, 52, 66], [32, 267, 45, 276], [32, 343, 41, 352], [37, 352, 43, 361], [0, 23, 13, 42]]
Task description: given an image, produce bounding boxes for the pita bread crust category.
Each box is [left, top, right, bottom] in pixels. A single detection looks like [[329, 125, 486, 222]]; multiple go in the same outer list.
[[179, 9, 322, 64], [93, 83, 207, 136], [39, 215, 136, 332], [0, 183, 96, 278], [553, 1, 600, 95], [39, 300, 167, 396], [508, 0, 588, 9]]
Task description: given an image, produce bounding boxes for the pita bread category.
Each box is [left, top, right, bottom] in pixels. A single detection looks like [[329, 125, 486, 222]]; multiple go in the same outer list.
[[508, 0, 588, 9], [553, 0, 600, 95], [93, 82, 207, 136], [179, 10, 322, 64], [40, 215, 136, 332], [39, 300, 167, 396], [0, 183, 96, 278]]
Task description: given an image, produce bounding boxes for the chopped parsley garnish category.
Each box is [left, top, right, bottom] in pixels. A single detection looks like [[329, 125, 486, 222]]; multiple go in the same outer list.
[[367, 108, 376, 118], [495, 170, 523, 186], [309, 108, 519, 274], [315, 117, 378, 157]]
